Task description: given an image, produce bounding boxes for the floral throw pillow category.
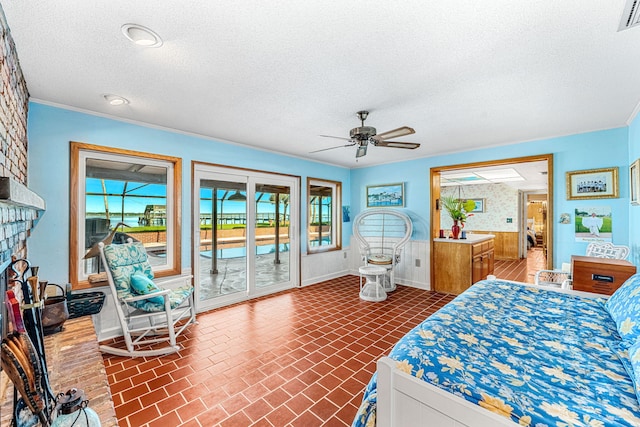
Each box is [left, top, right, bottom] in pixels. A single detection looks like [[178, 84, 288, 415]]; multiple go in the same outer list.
[[626, 340, 640, 403], [605, 274, 640, 342], [130, 272, 164, 305]]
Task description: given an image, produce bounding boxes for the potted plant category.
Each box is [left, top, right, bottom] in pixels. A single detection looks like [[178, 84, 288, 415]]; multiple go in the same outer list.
[[441, 195, 475, 239]]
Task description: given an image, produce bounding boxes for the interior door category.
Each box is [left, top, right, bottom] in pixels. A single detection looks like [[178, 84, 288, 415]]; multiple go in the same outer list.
[[193, 164, 299, 312]]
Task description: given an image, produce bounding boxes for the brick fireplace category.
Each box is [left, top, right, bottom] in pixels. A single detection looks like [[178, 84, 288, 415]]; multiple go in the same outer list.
[[0, 7, 116, 426], [0, 2, 46, 331]]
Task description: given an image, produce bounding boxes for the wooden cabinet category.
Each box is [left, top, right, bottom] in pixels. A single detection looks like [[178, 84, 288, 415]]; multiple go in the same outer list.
[[472, 241, 494, 284], [571, 255, 636, 295], [471, 230, 519, 260], [433, 236, 495, 295]]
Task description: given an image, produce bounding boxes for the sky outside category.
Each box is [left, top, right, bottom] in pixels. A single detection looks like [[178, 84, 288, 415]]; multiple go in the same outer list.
[[86, 178, 296, 215]]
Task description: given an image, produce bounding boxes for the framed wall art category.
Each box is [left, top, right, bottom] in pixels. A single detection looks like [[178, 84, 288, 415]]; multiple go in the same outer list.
[[468, 198, 485, 213], [366, 183, 405, 207], [566, 167, 619, 200], [631, 159, 640, 206]]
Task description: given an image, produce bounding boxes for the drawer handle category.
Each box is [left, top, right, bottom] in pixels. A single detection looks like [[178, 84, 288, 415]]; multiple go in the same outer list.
[[592, 274, 614, 283]]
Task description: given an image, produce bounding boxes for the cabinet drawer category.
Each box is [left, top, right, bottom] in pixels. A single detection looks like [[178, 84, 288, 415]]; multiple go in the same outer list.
[[472, 241, 493, 256], [472, 243, 483, 256]]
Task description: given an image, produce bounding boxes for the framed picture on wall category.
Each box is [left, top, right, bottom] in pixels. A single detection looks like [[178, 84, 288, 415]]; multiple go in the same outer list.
[[366, 183, 405, 207], [566, 167, 619, 200], [631, 159, 640, 206], [469, 198, 485, 213]]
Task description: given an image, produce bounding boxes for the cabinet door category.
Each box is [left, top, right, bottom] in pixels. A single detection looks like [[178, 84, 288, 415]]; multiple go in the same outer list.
[[472, 255, 484, 284]]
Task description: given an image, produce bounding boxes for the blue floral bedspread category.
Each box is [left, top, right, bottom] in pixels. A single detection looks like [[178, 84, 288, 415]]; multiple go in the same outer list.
[[352, 280, 640, 427]]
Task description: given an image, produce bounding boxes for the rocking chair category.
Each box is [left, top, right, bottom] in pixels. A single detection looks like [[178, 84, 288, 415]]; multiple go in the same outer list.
[[98, 239, 196, 357]]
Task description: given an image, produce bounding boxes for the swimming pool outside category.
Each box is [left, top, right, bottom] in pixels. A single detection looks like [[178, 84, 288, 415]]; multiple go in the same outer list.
[[201, 243, 290, 259]]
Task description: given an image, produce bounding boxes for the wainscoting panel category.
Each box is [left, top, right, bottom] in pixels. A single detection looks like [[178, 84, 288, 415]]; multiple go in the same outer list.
[[301, 246, 351, 286], [474, 231, 519, 260]]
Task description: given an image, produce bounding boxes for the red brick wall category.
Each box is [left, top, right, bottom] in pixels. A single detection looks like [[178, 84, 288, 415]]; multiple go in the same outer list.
[[0, 9, 34, 264], [0, 14, 29, 184]]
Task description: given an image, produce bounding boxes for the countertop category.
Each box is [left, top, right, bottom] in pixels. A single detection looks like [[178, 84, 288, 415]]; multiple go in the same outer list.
[[433, 233, 495, 244]]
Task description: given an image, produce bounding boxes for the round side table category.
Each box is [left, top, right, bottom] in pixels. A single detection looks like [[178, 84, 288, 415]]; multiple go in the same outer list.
[[359, 265, 387, 302], [367, 255, 395, 292]]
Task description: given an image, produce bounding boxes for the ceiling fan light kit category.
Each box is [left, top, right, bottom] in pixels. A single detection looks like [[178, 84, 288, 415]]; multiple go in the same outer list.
[[314, 110, 420, 159]]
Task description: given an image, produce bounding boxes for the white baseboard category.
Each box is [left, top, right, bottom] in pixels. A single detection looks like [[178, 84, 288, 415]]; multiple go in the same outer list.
[[395, 278, 431, 290], [301, 269, 351, 287]]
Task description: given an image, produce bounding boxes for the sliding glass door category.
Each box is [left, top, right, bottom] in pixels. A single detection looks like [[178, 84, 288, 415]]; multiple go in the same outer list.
[[254, 182, 291, 288], [193, 164, 299, 311]]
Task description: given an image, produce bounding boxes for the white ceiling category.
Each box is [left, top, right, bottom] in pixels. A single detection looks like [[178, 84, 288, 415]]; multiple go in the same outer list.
[[3, 1, 640, 168]]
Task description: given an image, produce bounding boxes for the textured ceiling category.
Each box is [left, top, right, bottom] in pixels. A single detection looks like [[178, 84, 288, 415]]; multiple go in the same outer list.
[[2, 1, 640, 168]]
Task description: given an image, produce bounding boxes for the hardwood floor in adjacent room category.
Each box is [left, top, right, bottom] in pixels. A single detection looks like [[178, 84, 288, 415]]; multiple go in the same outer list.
[[494, 247, 547, 283], [102, 276, 454, 427]]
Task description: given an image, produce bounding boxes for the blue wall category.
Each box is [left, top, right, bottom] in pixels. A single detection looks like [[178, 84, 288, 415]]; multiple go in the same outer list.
[[629, 111, 640, 265], [26, 101, 638, 284], [351, 127, 630, 268], [26, 103, 350, 283]]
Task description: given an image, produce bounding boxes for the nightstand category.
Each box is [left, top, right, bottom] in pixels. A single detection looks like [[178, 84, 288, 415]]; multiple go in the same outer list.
[[571, 255, 637, 295]]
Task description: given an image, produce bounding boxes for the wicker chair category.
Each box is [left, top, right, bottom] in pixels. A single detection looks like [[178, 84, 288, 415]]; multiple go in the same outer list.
[[353, 209, 412, 293], [585, 242, 630, 260], [534, 269, 571, 289]]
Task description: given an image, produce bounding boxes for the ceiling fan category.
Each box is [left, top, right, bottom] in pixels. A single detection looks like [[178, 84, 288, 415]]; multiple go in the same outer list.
[[312, 110, 420, 158]]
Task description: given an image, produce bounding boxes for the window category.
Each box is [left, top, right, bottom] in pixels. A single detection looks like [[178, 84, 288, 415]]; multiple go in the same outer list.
[[307, 178, 341, 253], [70, 142, 181, 289]]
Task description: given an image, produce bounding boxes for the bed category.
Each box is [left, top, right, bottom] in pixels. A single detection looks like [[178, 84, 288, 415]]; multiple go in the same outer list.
[[352, 277, 640, 427]]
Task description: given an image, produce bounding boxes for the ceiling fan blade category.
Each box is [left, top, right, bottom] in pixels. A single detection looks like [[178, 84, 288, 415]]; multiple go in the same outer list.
[[309, 142, 356, 154], [374, 126, 415, 141], [319, 134, 351, 141], [372, 140, 420, 149]]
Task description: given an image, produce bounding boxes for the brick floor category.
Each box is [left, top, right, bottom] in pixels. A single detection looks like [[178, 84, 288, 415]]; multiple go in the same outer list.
[[102, 275, 453, 426]]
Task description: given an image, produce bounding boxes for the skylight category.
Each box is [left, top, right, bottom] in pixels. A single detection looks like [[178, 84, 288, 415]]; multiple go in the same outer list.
[[441, 167, 524, 186]]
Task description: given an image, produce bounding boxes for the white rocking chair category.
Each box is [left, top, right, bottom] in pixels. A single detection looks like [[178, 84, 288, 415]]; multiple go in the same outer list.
[[98, 239, 196, 357], [353, 209, 413, 293]]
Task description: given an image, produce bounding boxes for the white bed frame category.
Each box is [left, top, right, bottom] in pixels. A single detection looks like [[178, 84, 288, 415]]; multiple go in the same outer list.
[[374, 282, 607, 427]]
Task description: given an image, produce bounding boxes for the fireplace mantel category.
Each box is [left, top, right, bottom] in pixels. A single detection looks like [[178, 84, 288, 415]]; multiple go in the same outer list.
[[0, 177, 45, 210], [0, 177, 46, 272]]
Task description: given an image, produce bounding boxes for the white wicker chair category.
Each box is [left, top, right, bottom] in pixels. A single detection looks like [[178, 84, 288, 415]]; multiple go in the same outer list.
[[585, 242, 630, 260], [534, 269, 571, 289], [353, 209, 412, 292]]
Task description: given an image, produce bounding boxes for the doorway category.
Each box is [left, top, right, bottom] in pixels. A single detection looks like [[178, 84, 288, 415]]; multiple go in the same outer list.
[[430, 154, 553, 286], [192, 163, 300, 312]]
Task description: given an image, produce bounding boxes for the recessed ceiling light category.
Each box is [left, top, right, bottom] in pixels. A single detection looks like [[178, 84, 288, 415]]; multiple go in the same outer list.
[[103, 94, 129, 106], [121, 23, 163, 48]]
